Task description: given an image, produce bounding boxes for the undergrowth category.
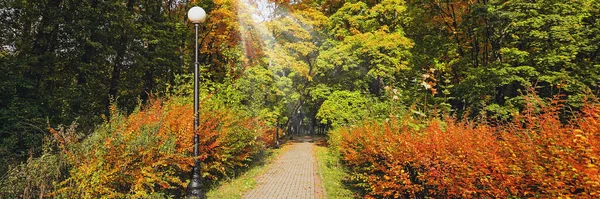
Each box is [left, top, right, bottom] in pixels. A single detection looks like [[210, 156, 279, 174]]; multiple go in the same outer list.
[[1, 95, 275, 198], [331, 94, 600, 198]]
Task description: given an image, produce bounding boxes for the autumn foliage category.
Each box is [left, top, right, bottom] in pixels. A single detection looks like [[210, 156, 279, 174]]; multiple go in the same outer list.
[[332, 97, 600, 198], [48, 97, 272, 198]]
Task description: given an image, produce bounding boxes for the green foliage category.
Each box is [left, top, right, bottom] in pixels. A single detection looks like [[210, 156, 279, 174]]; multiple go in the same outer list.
[[317, 90, 385, 127], [0, 136, 70, 198], [0, 0, 191, 175], [405, 0, 600, 119], [318, 0, 413, 96], [314, 145, 357, 198]]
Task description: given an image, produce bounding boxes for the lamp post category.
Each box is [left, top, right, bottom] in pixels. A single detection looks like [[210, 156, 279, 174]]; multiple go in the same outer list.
[[186, 6, 207, 199], [275, 122, 280, 149]]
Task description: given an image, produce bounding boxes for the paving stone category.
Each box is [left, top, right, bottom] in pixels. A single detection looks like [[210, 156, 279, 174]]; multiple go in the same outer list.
[[243, 137, 323, 199]]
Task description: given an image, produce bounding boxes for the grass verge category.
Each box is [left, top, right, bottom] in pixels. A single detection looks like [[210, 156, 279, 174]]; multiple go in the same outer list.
[[205, 145, 287, 199], [314, 145, 356, 199]]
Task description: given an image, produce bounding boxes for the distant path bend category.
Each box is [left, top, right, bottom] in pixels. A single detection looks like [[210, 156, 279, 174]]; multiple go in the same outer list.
[[243, 136, 324, 199]]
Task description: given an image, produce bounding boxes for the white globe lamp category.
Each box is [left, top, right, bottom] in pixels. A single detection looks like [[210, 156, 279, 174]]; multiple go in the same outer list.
[[188, 6, 207, 23]]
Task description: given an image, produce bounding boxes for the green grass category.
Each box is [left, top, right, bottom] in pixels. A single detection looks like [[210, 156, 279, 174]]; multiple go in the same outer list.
[[205, 146, 285, 199], [314, 145, 357, 199]]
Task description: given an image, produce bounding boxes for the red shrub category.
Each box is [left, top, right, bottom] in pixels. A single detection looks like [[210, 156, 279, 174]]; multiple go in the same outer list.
[[333, 101, 600, 198], [49, 97, 272, 197], [259, 128, 278, 148]]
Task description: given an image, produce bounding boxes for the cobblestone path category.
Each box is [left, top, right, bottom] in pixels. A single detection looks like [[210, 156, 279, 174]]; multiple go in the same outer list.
[[243, 136, 324, 199]]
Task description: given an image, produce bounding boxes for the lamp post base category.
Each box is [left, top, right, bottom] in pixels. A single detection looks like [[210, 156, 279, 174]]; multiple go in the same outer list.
[[275, 127, 280, 149], [186, 160, 205, 199]]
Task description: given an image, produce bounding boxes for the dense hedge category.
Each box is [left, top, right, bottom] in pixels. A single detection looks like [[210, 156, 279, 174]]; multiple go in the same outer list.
[[34, 97, 273, 198], [331, 98, 600, 198]]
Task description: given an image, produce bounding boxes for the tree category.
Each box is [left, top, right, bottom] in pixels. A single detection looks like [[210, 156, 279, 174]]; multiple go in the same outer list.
[[405, 0, 600, 118], [261, 0, 328, 134], [0, 0, 192, 174]]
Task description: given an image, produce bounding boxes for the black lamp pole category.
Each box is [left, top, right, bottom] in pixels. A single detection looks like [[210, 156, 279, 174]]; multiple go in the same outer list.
[[186, 6, 207, 199], [275, 123, 280, 148]]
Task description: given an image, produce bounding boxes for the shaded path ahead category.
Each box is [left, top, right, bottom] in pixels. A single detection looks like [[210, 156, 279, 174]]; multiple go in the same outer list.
[[243, 136, 324, 199]]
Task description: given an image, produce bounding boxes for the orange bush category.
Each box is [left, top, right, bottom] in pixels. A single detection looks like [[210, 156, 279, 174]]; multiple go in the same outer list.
[[259, 128, 278, 148], [49, 98, 272, 198], [333, 100, 600, 198]]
